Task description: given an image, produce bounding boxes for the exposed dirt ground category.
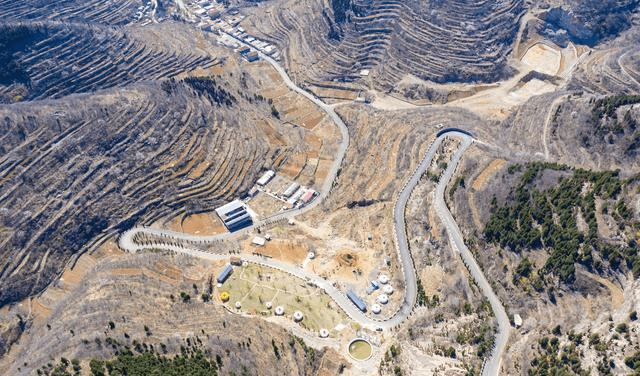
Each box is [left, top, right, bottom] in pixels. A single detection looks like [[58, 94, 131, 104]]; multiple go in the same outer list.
[[521, 43, 562, 76], [165, 212, 227, 236], [0, 241, 347, 376], [5, 4, 640, 376], [247, 239, 309, 264]]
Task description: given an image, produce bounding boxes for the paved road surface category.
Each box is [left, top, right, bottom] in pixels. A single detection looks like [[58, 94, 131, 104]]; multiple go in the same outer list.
[[433, 137, 510, 376], [118, 43, 509, 374]]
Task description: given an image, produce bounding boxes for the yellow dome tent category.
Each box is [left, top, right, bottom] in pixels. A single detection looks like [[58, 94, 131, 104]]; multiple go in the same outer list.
[[220, 292, 230, 302]]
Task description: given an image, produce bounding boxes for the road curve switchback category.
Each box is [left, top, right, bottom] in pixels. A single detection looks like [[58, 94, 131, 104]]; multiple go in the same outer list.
[[118, 42, 509, 375], [433, 138, 510, 376]]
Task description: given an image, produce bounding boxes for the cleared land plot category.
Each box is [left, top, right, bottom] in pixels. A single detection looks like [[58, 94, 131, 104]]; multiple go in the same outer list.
[[246, 191, 287, 217], [182, 213, 227, 236], [310, 86, 359, 101], [249, 239, 309, 264], [521, 43, 561, 76], [165, 212, 227, 236], [280, 152, 307, 179], [472, 159, 507, 190]]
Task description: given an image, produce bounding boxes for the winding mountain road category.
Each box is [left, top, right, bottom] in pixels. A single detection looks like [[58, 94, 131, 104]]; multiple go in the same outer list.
[[433, 138, 509, 376], [118, 45, 509, 375]]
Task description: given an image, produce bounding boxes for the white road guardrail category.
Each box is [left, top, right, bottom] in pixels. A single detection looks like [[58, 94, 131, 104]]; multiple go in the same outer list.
[[118, 39, 509, 375]]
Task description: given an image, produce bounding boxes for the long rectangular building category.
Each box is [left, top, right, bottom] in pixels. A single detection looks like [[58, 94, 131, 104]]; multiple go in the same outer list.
[[225, 212, 252, 232], [282, 182, 300, 198], [347, 290, 367, 312], [215, 200, 245, 219], [217, 264, 233, 283], [256, 170, 275, 186], [215, 199, 253, 232]]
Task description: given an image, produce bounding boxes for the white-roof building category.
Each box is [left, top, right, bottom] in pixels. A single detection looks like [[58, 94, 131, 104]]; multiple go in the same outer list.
[[282, 182, 300, 198], [514, 314, 523, 328], [252, 236, 266, 246], [257, 170, 275, 186]]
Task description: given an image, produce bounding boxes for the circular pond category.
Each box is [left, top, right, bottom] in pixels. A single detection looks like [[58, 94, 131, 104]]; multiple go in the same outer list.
[[348, 339, 372, 361]]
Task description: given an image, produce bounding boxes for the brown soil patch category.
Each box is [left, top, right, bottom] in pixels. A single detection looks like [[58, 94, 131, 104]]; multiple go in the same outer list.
[[280, 152, 306, 179], [310, 87, 358, 100], [304, 133, 323, 158], [587, 272, 624, 310], [472, 159, 507, 190], [468, 192, 484, 230], [182, 266, 206, 282], [188, 161, 210, 179], [254, 240, 308, 264], [209, 65, 225, 75], [315, 159, 332, 182], [31, 299, 51, 321], [267, 71, 280, 81], [313, 118, 338, 140], [280, 105, 299, 116], [260, 85, 289, 99], [299, 113, 324, 129], [166, 215, 183, 232], [110, 268, 144, 276], [188, 65, 224, 77], [336, 251, 359, 267], [182, 212, 226, 236], [95, 240, 123, 257], [419, 265, 445, 296], [164, 212, 226, 236], [60, 254, 96, 286], [153, 261, 182, 282], [428, 205, 442, 241], [258, 119, 286, 146], [143, 269, 182, 286], [332, 248, 371, 283]]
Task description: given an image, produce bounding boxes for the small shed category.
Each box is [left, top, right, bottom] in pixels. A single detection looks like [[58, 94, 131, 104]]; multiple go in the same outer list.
[[248, 186, 259, 197], [300, 190, 316, 204], [514, 314, 523, 328], [246, 52, 259, 62], [252, 236, 266, 246], [230, 256, 242, 266]]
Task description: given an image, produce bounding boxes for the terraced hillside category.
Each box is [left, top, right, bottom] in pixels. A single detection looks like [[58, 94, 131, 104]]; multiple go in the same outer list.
[[536, 0, 640, 47], [570, 30, 640, 95], [0, 22, 218, 102], [0, 0, 144, 26], [0, 249, 346, 375], [246, 0, 525, 88], [0, 80, 284, 308]]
